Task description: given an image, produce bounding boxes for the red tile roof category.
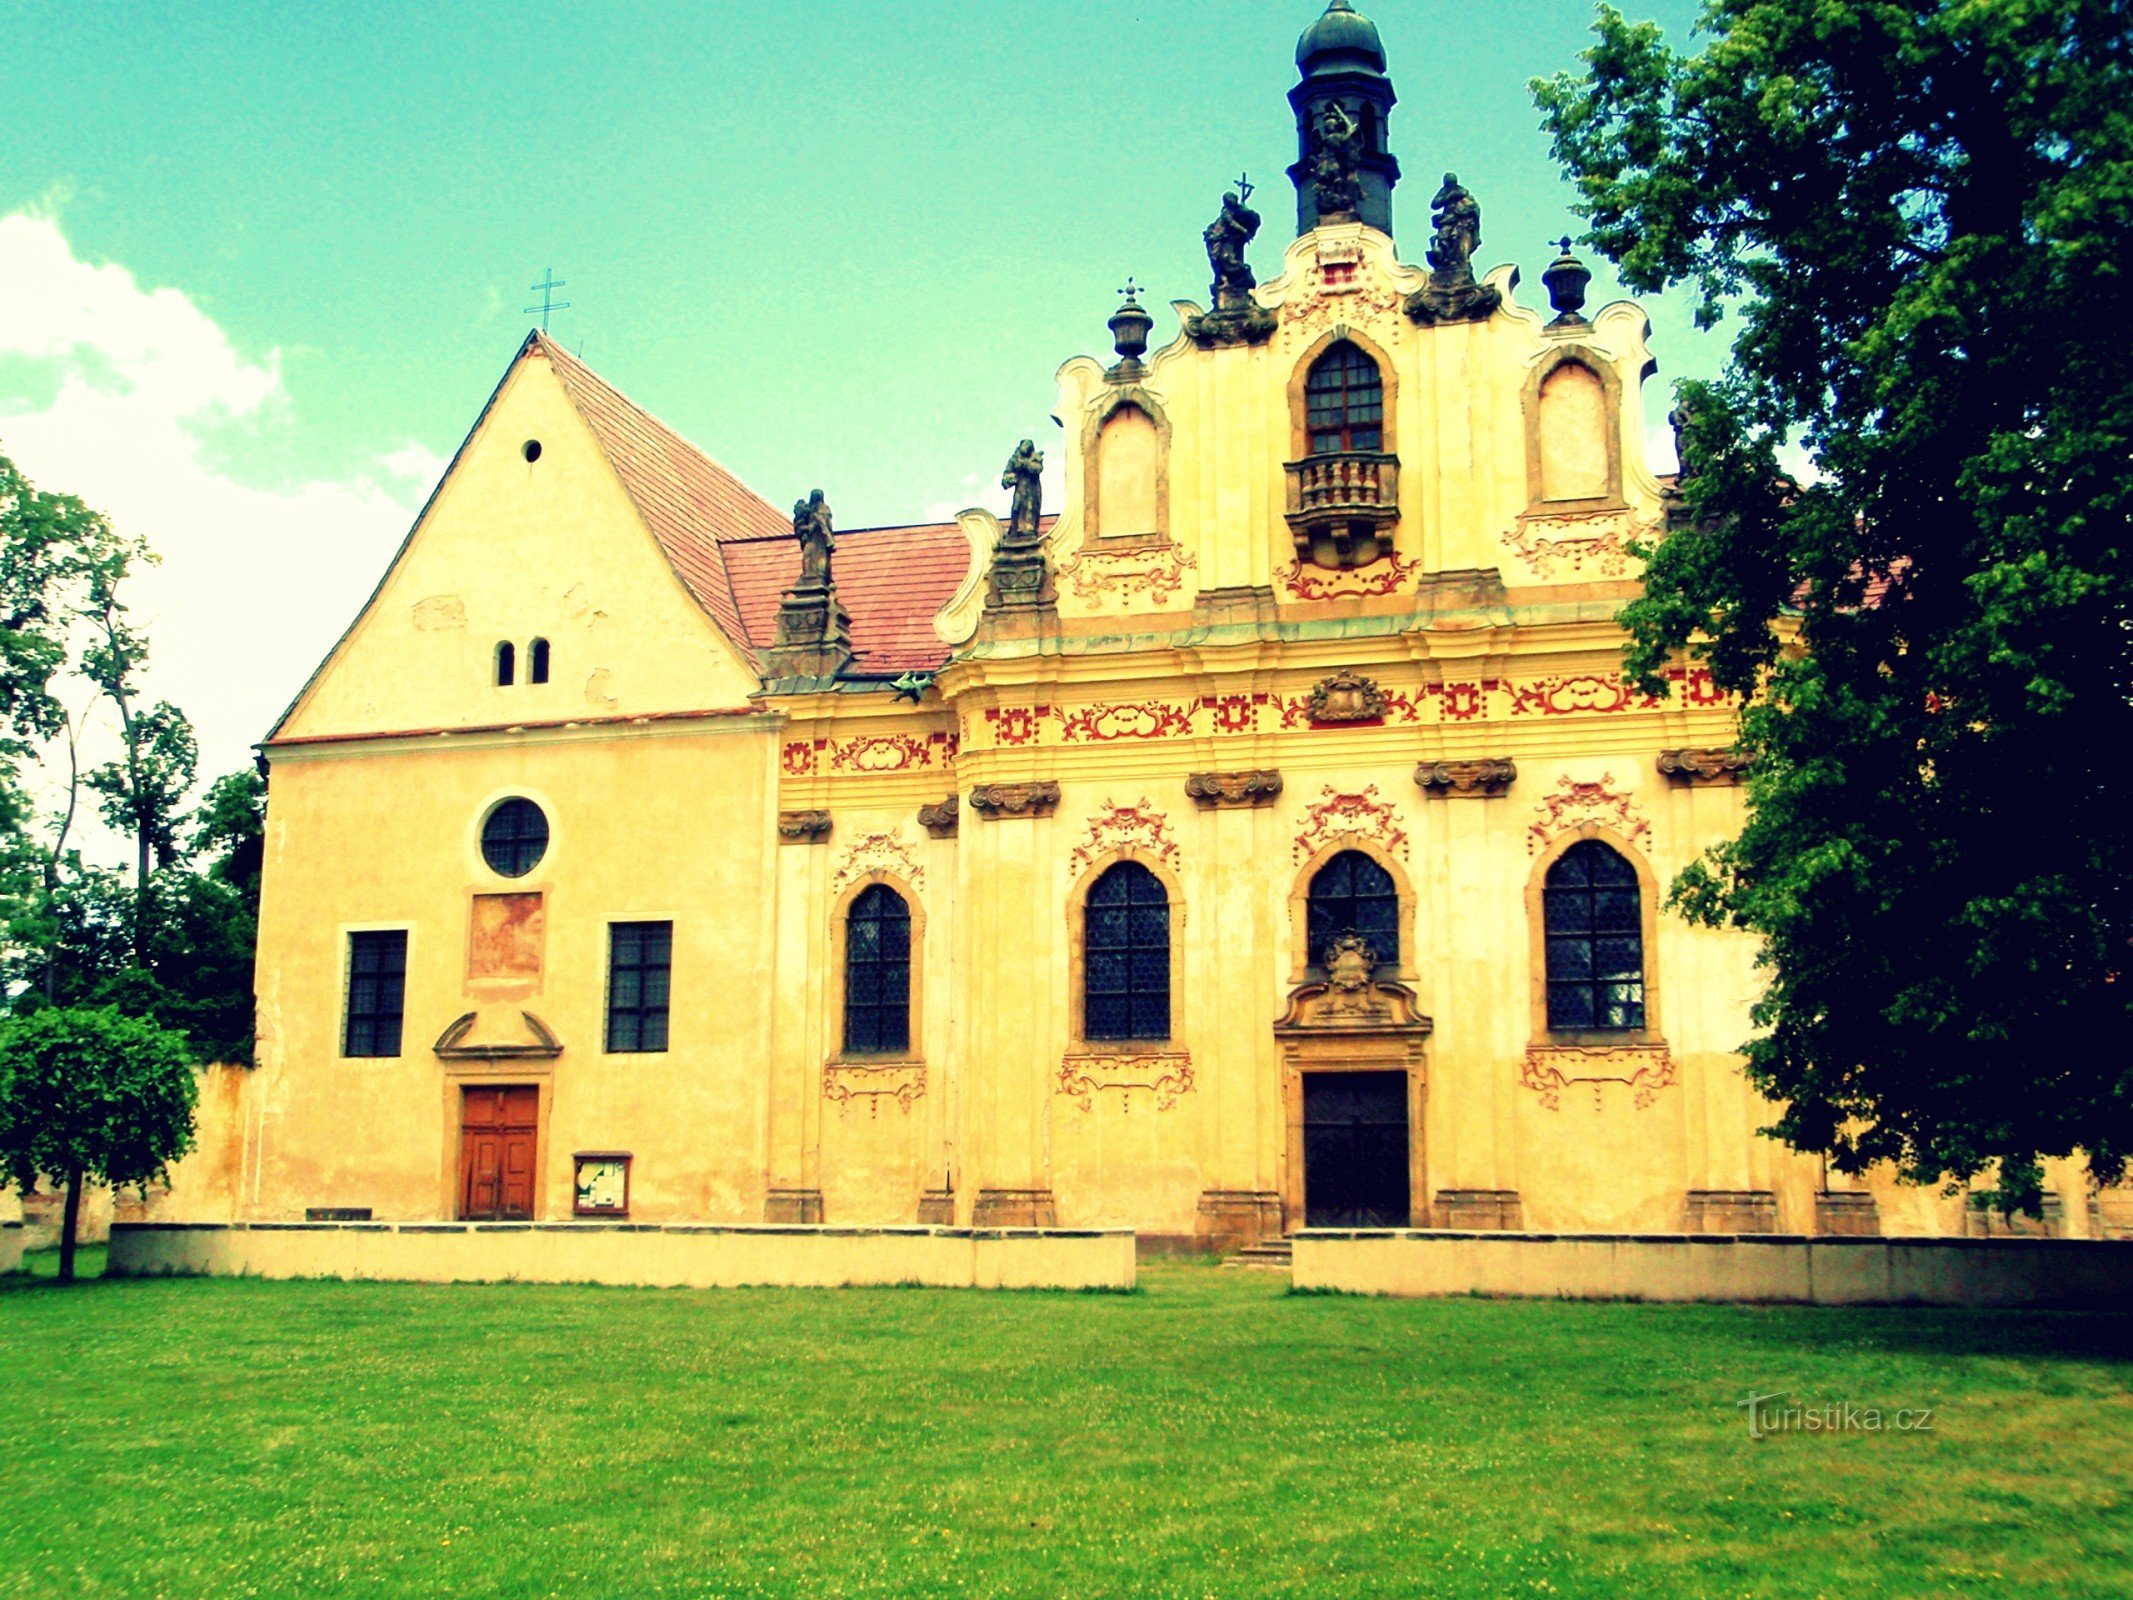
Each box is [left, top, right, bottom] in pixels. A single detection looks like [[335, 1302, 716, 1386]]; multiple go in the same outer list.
[[535, 332, 983, 674], [724, 520, 977, 674]]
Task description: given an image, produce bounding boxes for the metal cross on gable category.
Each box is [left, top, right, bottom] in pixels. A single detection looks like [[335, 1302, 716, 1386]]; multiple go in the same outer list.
[[524, 268, 571, 331]]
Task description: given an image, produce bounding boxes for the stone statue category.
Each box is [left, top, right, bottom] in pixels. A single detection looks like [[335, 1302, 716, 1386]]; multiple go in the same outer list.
[[792, 488, 834, 586], [1668, 392, 1707, 485], [1426, 173, 1482, 280], [768, 486, 851, 677], [1203, 187, 1261, 308], [1308, 101, 1363, 219], [1405, 172, 1501, 326], [1001, 440, 1044, 543]]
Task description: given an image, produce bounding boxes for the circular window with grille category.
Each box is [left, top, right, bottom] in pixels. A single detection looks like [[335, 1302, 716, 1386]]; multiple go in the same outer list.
[[480, 797, 549, 877]]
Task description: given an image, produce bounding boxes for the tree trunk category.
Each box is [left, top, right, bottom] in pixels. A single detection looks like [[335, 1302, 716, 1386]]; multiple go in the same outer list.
[[59, 1169, 83, 1283]]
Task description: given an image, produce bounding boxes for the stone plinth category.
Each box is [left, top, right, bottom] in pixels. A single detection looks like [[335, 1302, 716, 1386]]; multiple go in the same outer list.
[[1195, 1190, 1285, 1254], [972, 1189, 1058, 1228], [1685, 1190, 1778, 1234]]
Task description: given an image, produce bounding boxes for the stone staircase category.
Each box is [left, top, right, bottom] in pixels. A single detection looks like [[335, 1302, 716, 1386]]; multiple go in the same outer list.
[[1222, 1234, 1294, 1271]]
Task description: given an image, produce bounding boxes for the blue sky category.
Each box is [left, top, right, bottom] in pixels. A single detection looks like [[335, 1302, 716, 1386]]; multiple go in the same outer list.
[[0, 0, 1713, 781]]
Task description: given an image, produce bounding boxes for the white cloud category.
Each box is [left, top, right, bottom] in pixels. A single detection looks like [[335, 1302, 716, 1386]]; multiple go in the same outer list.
[[0, 210, 428, 819]]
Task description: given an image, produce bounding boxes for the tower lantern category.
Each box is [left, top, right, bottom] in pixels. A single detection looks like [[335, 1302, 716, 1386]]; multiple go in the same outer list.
[[1287, 0, 1400, 238]]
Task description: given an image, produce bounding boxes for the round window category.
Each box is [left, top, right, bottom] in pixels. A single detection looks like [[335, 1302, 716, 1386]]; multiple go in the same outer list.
[[480, 798, 549, 877]]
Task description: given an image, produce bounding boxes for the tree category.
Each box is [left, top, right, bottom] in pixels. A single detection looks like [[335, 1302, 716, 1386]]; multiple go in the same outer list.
[[1535, 2, 2133, 1208], [74, 526, 191, 962], [0, 1005, 197, 1280]]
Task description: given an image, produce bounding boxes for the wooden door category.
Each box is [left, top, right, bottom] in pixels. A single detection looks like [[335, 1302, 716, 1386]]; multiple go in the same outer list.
[[459, 1085, 539, 1220], [1302, 1071, 1410, 1228]]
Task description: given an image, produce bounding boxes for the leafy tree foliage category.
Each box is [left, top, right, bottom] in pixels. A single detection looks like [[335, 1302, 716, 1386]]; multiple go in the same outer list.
[[0, 448, 261, 1064], [1536, 2, 2133, 1206], [0, 1005, 197, 1280]]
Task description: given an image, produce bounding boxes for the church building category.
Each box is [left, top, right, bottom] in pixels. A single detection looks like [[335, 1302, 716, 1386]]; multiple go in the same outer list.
[[215, 1, 2004, 1252]]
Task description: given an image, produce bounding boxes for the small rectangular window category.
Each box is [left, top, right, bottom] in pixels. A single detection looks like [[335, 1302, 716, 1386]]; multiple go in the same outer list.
[[606, 921, 672, 1053], [344, 930, 408, 1057]]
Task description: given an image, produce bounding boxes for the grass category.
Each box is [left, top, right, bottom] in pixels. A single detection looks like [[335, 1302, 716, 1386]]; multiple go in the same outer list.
[[1, 1263, 2127, 1599]]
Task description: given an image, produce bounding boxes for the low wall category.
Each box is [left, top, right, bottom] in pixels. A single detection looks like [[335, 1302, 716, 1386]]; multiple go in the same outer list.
[[1294, 1230, 2133, 1309], [0, 1221, 22, 1276], [107, 1221, 1136, 1291]]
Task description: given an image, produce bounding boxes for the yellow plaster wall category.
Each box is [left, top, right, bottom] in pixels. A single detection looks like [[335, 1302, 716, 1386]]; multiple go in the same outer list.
[[248, 720, 779, 1222], [278, 352, 758, 743]]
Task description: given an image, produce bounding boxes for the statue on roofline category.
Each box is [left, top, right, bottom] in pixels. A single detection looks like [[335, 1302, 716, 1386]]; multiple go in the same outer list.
[[792, 488, 834, 586], [1184, 173, 1279, 349], [1426, 172, 1482, 281], [1405, 171, 1502, 326], [1001, 440, 1044, 544], [1204, 185, 1262, 308]]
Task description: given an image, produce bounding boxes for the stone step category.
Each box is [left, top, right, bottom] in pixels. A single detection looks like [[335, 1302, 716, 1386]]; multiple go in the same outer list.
[[1221, 1237, 1295, 1270]]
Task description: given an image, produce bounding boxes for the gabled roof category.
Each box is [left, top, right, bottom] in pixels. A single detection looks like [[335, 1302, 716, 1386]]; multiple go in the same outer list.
[[266, 332, 991, 745], [534, 332, 787, 660]]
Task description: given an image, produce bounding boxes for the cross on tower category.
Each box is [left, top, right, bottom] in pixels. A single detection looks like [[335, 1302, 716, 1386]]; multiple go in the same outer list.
[[1118, 277, 1142, 304], [525, 268, 571, 331]]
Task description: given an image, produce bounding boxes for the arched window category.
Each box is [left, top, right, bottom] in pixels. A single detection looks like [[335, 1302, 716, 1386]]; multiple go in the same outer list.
[[1543, 839, 1645, 1031], [1307, 849, 1399, 969], [1305, 341, 1383, 455], [843, 883, 912, 1055], [480, 797, 549, 878], [530, 637, 551, 684], [495, 641, 515, 687], [1084, 861, 1170, 1041]]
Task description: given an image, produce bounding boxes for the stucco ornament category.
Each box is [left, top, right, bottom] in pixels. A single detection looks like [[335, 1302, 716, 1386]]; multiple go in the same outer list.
[[1526, 774, 1650, 855], [1053, 540, 1197, 606], [1057, 1052, 1195, 1112], [823, 1061, 926, 1115], [1070, 801, 1181, 879], [1521, 1046, 1677, 1112], [1325, 934, 1376, 991], [831, 831, 924, 895], [1293, 783, 1407, 863], [1501, 509, 1643, 578]]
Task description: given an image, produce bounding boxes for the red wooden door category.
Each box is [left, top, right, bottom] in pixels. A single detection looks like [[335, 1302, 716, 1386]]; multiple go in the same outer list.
[[459, 1085, 540, 1220]]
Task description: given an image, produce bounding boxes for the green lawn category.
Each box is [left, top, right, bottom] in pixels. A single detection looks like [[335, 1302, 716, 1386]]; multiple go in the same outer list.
[[1, 1262, 2126, 1599]]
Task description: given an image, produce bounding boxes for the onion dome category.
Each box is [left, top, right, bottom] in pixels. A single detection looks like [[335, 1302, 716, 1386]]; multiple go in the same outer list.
[[1296, 0, 1386, 77]]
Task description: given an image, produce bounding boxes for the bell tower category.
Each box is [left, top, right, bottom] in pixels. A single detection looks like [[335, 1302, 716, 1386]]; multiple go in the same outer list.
[[1287, 0, 1400, 238]]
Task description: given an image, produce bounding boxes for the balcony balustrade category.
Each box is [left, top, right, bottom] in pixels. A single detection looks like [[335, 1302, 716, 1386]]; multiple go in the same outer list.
[[1284, 451, 1401, 568]]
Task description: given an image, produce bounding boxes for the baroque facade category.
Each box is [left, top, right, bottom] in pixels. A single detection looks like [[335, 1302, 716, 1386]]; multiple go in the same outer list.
[[179, 2, 2101, 1251]]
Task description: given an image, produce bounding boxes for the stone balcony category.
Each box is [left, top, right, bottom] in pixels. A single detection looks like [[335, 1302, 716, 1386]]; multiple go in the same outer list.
[[1284, 451, 1401, 568]]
